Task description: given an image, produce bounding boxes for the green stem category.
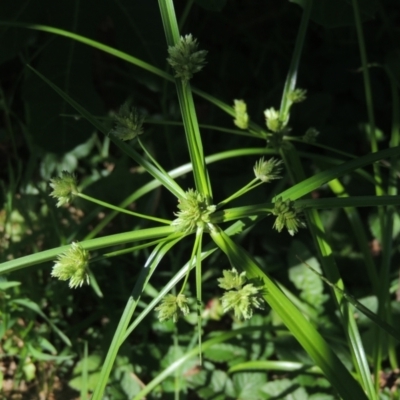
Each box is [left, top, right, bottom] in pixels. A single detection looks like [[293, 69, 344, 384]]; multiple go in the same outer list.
[[158, 0, 212, 200], [84, 148, 278, 240], [217, 179, 262, 209], [195, 228, 204, 364], [178, 230, 201, 295], [91, 235, 183, 400], [77, 193, 171, 225], [90, 237, 171, 263]]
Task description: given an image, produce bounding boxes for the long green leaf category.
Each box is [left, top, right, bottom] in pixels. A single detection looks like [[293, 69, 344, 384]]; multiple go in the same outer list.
[[0, 226, 174, 275], [209, 225, 367, 400], [91, 234, 184, 400], [228, 360, 322, 374], [277, 145, 400, 202], [158, 0, 212, 199], [281, 142, 375, 398], [210, 195, 400, 224]]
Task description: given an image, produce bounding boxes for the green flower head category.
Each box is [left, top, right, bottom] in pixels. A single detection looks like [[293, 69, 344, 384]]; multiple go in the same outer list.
[[253, 157, 284, 183], [264, 107, 280, 132], [220, 284, 264, 320], [49, 171, 79, 207], [272, 197, 305, 236], [110, 100, 145, 141], [155, 293, 190, 323], [167, 34, 208, 84], [51, 242, 90, 289], [303, 127, 319, 143], [218, 268, 246, 290], [172, 189, 216, 233], [288, 88, 307, 104], [219, 268, 264, 320], [233, 99, 249, 130]]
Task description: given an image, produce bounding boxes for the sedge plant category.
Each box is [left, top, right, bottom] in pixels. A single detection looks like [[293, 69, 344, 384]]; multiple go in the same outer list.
[[1, 0, 400, 399]]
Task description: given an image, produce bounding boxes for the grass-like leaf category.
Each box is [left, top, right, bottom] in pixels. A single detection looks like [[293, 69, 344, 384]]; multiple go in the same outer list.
[[209, 225, 367, 400]]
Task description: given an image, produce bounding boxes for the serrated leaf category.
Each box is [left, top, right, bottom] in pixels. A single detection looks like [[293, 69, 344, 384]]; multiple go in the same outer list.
[[296, 373, 331, 389], [161, 345, 184, 369], [232, 372, 266, 400], [160, 345, 198, 393], [196, 370, 232, 400], [261, 378, 308, 399]]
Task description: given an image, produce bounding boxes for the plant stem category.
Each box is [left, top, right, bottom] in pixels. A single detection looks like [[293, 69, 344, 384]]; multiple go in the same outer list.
[[77, 193, 171, 225]]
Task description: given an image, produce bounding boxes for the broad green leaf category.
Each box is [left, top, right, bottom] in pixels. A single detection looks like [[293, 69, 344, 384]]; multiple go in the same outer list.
[[204, 343, 246, 363], [198, 370, 231, 400], [72, 354, 102, 374], [119, 370, 141, 399], [232, 372, 266, 400], [69, 371, 101, 392], [74, 350, 113, 393], [261, 378, 308, 399]]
